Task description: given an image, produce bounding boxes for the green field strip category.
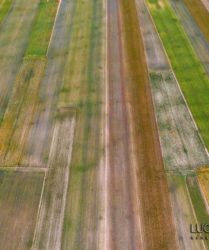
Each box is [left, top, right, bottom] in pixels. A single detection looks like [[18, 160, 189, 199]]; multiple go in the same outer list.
[[183, 0, 209, 43], [0, 59, 46, 167], [0, 170, 44, 249], [147, 0, 209, 150], [186, 175, 209, 246], [58, 0, 104, 248], [187, 175, 209, 224], [25, 0, 58, 57], [0, 0, 13, 24]]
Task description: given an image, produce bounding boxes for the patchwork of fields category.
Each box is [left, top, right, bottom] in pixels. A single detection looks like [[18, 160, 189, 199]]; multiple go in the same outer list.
[[1, 0, 209, 249]]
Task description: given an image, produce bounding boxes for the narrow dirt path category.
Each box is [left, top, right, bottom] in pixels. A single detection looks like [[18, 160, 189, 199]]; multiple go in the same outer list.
[[105, 0, 179, 249], [106, 0, 142, 249]]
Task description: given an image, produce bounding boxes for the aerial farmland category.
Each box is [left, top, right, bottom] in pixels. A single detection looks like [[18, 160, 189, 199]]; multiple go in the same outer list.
[[0, 0, 209, 249]]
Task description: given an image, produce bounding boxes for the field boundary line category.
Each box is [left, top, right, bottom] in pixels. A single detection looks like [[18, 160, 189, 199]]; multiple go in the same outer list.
[[46, 0, 62, 56], [144, 0, 209, 158], [31, 121, 59, 250], [0, 166, 48, 173], [104, 0, 109, 248], [185, 177, 207, 250], [31, 170, 47, 249]]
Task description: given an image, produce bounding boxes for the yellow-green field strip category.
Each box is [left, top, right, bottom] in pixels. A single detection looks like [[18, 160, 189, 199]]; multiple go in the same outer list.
[[25, 0, 58, 57], [0, 0, 13, 24], [0, 0, 59, 167], [147, 0, 209, 150]]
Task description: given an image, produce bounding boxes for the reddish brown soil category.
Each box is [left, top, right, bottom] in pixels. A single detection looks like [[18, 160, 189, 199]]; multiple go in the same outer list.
[[107, 0, 178, 249]]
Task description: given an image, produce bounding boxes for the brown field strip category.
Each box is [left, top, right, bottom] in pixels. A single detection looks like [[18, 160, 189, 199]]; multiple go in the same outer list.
[[107, 0, 141, 248], [0, 170, 44, 250], [183, 0, 209, 44], [118, 0, 178, 249]]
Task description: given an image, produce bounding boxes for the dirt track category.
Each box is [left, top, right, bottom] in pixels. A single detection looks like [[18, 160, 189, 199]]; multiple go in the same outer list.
[[106, 0, 178, 249], [107, 0, 141, 248]]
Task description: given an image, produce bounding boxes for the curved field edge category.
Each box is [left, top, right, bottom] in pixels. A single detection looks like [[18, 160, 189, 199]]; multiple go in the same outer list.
[[147, 0, 209, 150], [183, 0, 209, 43]]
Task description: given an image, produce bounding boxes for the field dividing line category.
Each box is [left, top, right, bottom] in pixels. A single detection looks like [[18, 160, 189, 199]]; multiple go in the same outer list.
[[144, 0, 209, 159], [104, 0, 109, 248], [46, 0, 62, 56], [31, 170, 47, 249], [31, 122, 59, 250], [185, 177, 207, 250]]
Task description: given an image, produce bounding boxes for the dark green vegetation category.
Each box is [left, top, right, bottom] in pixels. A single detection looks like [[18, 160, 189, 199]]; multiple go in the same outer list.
[[26, 0, 58, 57], [147, 0, 209, 149]]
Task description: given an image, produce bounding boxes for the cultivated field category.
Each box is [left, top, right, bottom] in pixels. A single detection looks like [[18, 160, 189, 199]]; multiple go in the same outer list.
[[168, 174, 206, 250], [183, 0, 209, 42], [170, 0, 209, 76], [147, 0, 209, 150], [1, 0, 209, 249], [0, 170, 44, 250], [149, 71, 208, 170]]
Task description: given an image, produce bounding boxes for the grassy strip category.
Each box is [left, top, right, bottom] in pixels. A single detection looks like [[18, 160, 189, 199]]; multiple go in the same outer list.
[[25, 0, 58, 57], [0, 59, 46, 166], [0, 0, 13, 24], [183, 0, 209, 42], [187, 175, 209, 246], [60, 0, 103, 248], [187, 175, 209, 224], [147, 0, 209, 149]]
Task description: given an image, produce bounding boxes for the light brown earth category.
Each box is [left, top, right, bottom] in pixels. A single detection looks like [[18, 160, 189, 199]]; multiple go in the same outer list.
[[201, 0, 209, 12]]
